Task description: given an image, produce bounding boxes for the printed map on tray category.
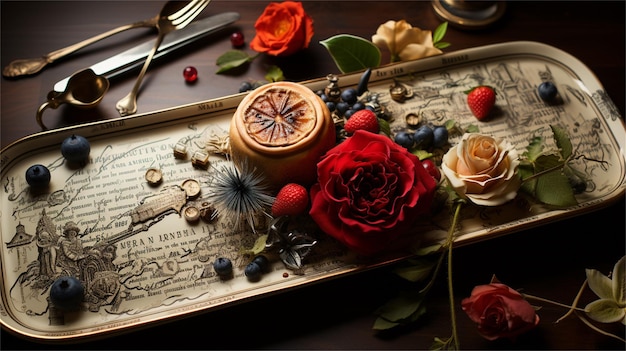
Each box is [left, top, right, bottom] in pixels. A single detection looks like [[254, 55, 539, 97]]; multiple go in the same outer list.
[[1, 42, 624, 341]]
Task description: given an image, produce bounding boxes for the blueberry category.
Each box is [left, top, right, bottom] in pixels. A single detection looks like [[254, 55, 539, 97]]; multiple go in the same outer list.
[[50, 276, 84, 310], [213, 257, 233, 277], [336, 102, 350, 116], [340, 88, 358, 105], [344, 109, 356, 119], [252, 255, 270, 271], [61, 134, 90, 164], [538, 82, 558, 101], [244, 262, 262, 282], [326, 101, 336, 112], [432, 126, 449, 148], [352, 102, 365, 111], [394, 131, 414, 149], [413, 125, 434, 150], [25, 164, 51, 188], [239, 81, 253, 93]]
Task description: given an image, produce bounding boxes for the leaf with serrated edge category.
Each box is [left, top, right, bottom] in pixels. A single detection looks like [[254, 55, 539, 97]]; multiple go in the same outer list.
[[535, 168, 577, 207], [320, 34, 381, 73], [523, 136, 544, 162], [551, 125, 573, 160]]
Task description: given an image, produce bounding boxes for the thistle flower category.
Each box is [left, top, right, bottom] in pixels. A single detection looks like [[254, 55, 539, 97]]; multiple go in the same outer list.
[[207, 159, 275, 233]]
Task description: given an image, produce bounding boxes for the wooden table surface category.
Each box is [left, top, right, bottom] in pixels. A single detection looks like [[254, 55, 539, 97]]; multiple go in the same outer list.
[[1, 1, 624, 349]]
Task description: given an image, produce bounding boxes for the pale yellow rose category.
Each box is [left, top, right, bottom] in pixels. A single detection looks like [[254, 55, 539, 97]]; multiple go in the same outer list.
[[441, 133, 521, 206], [372, 20, 443, 62]]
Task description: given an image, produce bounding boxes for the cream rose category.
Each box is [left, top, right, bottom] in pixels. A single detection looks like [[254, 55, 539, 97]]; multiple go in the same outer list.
[[372, 20, 442, 62], [441, 133, 521, 206]]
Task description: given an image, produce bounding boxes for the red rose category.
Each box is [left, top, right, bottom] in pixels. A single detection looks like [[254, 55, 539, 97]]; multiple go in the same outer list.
[[250, 1, 314, 56], [309, 130, 437, 256], [462, 283, 540, 341]]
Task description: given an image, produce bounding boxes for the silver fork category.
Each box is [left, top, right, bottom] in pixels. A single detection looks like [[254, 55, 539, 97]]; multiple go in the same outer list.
[[115, 0, 210, 116]]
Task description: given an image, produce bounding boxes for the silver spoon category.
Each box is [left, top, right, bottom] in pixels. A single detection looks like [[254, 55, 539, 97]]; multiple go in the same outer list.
[[2, 3, 180, 78], [116, 0, 209, 117], [35, 69, 109, 130]]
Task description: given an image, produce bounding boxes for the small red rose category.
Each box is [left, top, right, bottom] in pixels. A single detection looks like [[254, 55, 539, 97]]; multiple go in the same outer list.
[[462, 282, 540, 341]]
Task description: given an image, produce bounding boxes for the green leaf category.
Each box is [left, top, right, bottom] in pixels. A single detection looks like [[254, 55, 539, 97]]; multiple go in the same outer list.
[[320, 34, 381, 73], [240, 234, 268, 256], [535, 166, 577, 207], [432, 22, 448, 44], [434, 41, 451, 49], [413, 149, 434, 160], [465, 124, 480, 133], [265, 65, 284, 82], [585, 299, 626, 323], [374, 290, 425, 322], [373, 316, 399, 330], [216, 50, 255, 74], [551, 125, 573, 160], [518, 163, 537, 194], [523, 136, 544, 162], [393, 258, 436, 282], [378, 118, 391, 137], [414, 243, 443, 256]]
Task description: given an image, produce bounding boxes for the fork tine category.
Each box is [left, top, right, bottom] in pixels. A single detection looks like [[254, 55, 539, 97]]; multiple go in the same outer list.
[[167, 0, 203, 21], [171, 0, 209, 27]]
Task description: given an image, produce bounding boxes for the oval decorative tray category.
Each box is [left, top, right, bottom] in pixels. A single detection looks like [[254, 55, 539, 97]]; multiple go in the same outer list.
[[1, 41, 624, 342]]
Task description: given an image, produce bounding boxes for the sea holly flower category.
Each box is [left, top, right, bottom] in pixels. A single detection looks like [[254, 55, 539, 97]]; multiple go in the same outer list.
[[372, 20, 443, 62], [585, 256, 626, 324]]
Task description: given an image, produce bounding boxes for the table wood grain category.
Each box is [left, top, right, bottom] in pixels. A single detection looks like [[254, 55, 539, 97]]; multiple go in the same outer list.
[[1, 1, 624, 349]]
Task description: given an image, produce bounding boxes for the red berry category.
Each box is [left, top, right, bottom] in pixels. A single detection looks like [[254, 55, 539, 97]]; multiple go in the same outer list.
[[466, 86, 496, 120], [272, 183, 309, 217], [231, 32, 245, 47], [421, 159, 441, 182], [183, 66, 198, 83], [344, 109, 379, 135]]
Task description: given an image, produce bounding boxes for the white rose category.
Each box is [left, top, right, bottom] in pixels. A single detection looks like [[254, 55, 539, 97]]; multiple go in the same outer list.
[[442, 133, 521, 206]]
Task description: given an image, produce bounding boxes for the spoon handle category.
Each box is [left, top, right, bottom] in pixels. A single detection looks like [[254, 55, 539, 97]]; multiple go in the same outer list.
[[45, 18, 157, 63], [2, 17, 157, 78]]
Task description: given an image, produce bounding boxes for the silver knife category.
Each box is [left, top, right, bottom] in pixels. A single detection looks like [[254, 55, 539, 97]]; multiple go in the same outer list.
[[54, 12, 239, 92]]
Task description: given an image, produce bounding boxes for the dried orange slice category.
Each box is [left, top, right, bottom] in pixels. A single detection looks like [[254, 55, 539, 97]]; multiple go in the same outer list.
[[229, 81, 336, 189], [242, 84, 317, 147]]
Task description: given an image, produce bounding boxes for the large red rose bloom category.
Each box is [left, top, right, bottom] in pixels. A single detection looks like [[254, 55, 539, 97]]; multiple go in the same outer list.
[[309, 130, 437, 255]]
